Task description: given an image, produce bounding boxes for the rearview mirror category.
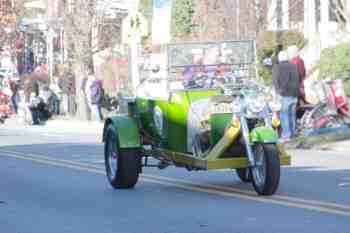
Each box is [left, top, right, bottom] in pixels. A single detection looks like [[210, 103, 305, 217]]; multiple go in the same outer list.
[[151, 65, 160, 74], [262, 57, 272, 67]]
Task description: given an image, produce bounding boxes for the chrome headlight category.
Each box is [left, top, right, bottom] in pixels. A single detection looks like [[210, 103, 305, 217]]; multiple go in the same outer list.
[[232, 97, 242, 113], [246, 94, 266, 113]]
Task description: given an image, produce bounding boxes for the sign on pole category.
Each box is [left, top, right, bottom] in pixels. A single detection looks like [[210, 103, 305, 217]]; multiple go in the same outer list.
[[152, 0, 173, 44]]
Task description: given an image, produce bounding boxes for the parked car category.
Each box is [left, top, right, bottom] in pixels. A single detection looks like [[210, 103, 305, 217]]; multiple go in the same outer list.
[[102, 40, 291, 196]]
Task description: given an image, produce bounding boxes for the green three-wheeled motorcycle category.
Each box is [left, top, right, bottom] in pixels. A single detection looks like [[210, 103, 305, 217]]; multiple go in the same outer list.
[[102, 40, 291, 196]]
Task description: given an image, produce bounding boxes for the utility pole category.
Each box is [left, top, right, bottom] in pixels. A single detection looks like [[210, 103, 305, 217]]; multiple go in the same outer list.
[[320, 0, 330, 49], [276, 0, 283, 60], [255, 0, 261, 35], [47, 28, 54, 81], [129, 0, 141, 96], [236, 0, 240, 39]]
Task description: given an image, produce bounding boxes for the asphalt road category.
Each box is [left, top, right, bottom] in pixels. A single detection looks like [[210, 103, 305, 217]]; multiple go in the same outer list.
[[1, 120, 350, 233]]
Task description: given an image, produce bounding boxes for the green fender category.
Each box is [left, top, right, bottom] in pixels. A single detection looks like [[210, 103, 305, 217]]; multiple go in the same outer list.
[[103, 115, 141, 148], [250, 127, 279, 144]]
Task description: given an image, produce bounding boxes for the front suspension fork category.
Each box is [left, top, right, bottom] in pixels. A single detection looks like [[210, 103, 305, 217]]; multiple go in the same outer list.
[[239, 115, 255, 167]]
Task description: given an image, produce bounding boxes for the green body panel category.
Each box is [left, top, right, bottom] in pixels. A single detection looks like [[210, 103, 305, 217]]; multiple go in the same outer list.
[[250, 126, 279, 143], [136, 98, 169, 143], [136, 89, 222, 152], [105, 115, 141, 148], [167, 89, 223, 152], [210, 113, 233, 145]]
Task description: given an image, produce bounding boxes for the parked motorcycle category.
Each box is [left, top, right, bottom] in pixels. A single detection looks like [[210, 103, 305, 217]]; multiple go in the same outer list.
[[300, 78, 350, 132]]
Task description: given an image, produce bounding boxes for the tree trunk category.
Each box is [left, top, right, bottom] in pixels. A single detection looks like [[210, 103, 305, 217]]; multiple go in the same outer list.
[[63, 0, 95, 121], [74, 60, 90, 120]]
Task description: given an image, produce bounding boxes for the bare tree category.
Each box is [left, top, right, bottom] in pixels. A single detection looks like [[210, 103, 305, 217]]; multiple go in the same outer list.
[[250, 0, 305, 34], [0, 0, 26, 55], [58, 0, 93, 119], [191, 0, 259, 41], [334, 0, 350, 32], [60, 0, 125, 120]]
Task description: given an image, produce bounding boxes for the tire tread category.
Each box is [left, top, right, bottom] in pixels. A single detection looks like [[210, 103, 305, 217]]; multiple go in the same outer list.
[[251, 144, 280, 195], [104, 125, 141, 189]]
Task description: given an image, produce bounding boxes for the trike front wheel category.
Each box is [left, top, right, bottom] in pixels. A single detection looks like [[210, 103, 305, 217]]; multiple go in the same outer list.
[[250, 144, 280, 196], [236, 168, 252, 183]]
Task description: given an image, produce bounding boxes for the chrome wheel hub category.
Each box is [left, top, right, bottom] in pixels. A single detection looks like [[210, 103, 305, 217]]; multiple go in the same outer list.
[[108, 138, 118, 179]]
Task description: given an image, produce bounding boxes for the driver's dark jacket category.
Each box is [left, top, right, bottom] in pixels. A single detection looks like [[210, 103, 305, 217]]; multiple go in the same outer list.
[[272, 61, 300, 97]]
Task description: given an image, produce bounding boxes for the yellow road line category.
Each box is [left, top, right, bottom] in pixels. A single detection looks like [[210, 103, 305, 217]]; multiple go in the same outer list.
[[1, 149, 350, 217], [142, 174, 350, 212], [1, 149, 349, 212]]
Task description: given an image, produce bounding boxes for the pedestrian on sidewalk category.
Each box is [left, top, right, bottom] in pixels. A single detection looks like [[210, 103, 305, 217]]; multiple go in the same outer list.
[[9, 80, 19, 114], [89, 76, 104, 122], [50, 76, 61, 116], [58, 68, 76, 116], [40, 85, 60, 118], [272, 51, 300, 141], [29, 93, 43, 125], [28, 81, 47, 125], [81, 74, 93, 121], [288, 45, 307, 104]]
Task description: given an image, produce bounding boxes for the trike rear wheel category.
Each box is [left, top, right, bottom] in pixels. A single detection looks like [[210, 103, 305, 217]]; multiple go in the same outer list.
[[104, 125, 141, 189], [250, 144, 280, 196]]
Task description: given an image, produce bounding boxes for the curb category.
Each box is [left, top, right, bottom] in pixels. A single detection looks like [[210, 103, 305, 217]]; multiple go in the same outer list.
[[44, 119, 104, 129], [5, 116, 104, 132], [285, 128, 350, 150]]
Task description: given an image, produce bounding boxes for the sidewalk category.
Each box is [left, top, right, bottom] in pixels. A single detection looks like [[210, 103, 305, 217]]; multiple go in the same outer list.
[[3, 115, 104, 134], [313, 140, 350, 152], [4, 114, 350, 152], [45, 116, 104, 131]]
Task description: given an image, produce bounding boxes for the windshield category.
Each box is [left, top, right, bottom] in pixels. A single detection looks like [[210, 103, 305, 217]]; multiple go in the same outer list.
[[137, 40, 258, 98], [168, 40, 255, 68], [166, 40, 257, 90]]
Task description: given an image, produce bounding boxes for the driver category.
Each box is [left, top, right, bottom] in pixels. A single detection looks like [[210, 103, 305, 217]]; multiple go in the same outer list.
[[203, 46, 220, 76], [182, 54, 204, 88]]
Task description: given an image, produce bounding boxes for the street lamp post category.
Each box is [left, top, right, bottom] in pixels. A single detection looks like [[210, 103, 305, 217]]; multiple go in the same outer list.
[[276, 0, 283, 63], [129, 1, 141, 95], [46, 28, 54, 81]]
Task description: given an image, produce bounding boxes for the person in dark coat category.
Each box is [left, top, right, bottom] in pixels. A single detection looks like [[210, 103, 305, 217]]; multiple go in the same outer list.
[[28, 82, 47, 125], [9, 80, 19, 114], [272, 51, 300, 140]]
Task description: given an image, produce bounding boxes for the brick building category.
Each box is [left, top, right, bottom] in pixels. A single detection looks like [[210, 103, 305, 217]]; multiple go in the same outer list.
[[0, 0, 11, 16], [0, 0, 15, 27], [268, 0, 344, 66]]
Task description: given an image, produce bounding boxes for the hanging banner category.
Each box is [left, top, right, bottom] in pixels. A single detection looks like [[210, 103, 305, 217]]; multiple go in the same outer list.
[[152, 0, 173, 44]]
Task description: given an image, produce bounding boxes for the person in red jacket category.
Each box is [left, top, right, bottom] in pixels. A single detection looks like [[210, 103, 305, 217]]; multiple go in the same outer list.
[[288, 45, 306, 104]]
